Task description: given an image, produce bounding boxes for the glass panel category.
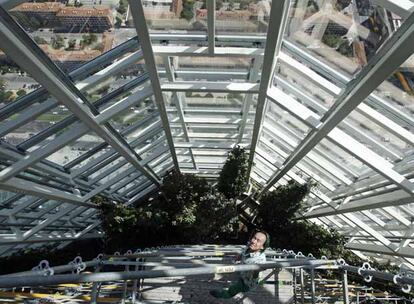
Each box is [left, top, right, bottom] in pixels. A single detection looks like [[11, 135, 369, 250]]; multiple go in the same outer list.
[[215, 0, 270, 36], [83, 58, 147, 103], [46, 132, 104, 166], [371, 54, 414, 127], [165, 56, 251, 82], [286, 0, 406, 77], [9, 3, 115, 72], [141, 0, 206, 33], [5, 104, 71, 147]]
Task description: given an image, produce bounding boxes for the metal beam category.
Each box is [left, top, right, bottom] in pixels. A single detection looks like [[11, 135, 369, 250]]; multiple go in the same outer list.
[[259, 12, 414, 194], [163, 56, 198, 170], [345, 242, 414, 259], [246, 0, 291, 177], [153, 46, 264, 57], [237, 57, 261, 143], [127, 0, 180, 172], [0, 178, 95, 207], [207, 0, 215, 55], [0, 8, 161, 186], [161, 81, 260, 93]]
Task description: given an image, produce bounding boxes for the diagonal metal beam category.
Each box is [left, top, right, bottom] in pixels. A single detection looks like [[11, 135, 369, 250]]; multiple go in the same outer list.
[[127, 0, 180, 172], [246, 0, 291, 177], [0, 7, 160, 186], [259, 11, 414, 195]]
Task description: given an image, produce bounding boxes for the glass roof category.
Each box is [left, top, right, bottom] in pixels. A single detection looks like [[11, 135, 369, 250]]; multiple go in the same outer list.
[[0, 0, 413, 268]]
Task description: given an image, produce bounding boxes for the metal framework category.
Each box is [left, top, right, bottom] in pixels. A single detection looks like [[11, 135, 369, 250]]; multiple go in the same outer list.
[[0, 0, 413, 270], [0, 246, 412, 302]]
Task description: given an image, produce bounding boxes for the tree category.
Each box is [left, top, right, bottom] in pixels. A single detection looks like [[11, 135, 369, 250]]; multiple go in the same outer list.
[[66, 38, 76, 50], [81, 33, 98, 48], [193, 191, 238, 242], [117, 0, 127, 14], [51, 35, 64, 49], [217, 146, 249, 199], [3, 91, 14, 102], [33, 36, 47, 44], [16, 89, 26, 97], [181, 0, 194, 21], [256, 181, 346, 257], [115, 16, 123, 28], [239, 0, 249, 10]]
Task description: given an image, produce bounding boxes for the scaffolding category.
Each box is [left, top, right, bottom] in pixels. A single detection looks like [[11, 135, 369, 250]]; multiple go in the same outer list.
[[0, 245, 412, 303]]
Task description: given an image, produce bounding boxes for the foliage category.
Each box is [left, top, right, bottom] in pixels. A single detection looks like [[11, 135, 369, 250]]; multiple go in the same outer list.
[[115, 16, 123, 28], [98, 170, 238, 251], [256, 181, 346, 256], [33, 36, 47, 45], [66, 39, 77, 50], [192, 191, 238, 242], [181, 0, 194, 21], [217, 146, 249, 199], [0, 89, 15, 103], [117, 0, 127, 15], [16, 89, 26, 97], [51, 35, 64, 49], [239, 0, 249, 10], [81, 33, 98, 47]]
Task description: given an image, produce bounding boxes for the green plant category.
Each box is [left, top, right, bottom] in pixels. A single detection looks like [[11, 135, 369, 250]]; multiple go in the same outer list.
[[217, 146, 249, 199], [16, 89, 26, 97], [66, 38, 76, 50], [256, 181, 347, 256], [117, 0, 127, 15], [51, 35, 64, 49], [181, 0, 194, 21], [33, 36, 47, 44]]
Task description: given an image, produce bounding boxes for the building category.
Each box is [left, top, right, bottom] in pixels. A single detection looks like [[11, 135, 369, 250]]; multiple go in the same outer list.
[[196, 8, 252, 21], [10, 2, 64, 28], [39, 45, 101, 72], [56, 6, 114, 32], [10, 3, 113, 32]]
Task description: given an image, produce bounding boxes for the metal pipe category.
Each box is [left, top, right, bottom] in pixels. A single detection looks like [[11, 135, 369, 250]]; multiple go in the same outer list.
[[131, 259, 139, 304], [293, 268, 297, 304], [90, 264, 101, 304], [300, 268, 305, 304], [0, 259, 99, 277], [105, 250, 294, 258], [0, 260, 333, 288], [310, 268, 316, 304], [343, 270, 349, 304], [341, 265, 414, 286], [121, 265, 129, 304]]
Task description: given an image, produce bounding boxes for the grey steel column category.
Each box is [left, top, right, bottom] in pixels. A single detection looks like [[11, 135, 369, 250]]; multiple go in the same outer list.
[[246, 0, 291, 177], [342, 270, 349, 304], [207, 0, 215, 54], [121, 265, 129, 304], [310, 268, 316, 304], [90, 265, 101, 304], [131, 259, 140, 304], [293, 269, 297, 304], [127, 0, 180, 172], [300, 268, 305, 304]]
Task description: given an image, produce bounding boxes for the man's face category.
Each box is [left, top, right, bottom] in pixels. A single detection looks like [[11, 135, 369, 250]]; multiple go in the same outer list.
[[248, 232, 267, 252]]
